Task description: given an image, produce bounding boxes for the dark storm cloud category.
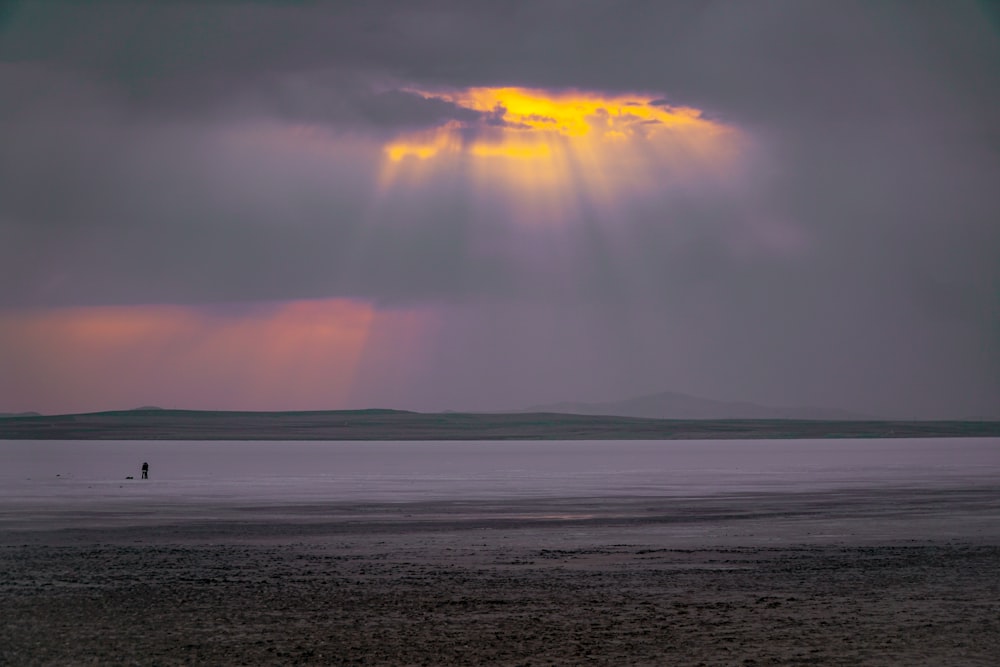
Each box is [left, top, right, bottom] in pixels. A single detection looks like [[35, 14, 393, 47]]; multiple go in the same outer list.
[[5, 1, 996, 131], [349, 89, 482, 128], [1, 0, 998, 417]]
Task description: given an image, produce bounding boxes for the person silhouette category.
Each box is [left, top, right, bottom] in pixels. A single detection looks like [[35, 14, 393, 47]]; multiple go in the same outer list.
[[141, 462, 149, 479]]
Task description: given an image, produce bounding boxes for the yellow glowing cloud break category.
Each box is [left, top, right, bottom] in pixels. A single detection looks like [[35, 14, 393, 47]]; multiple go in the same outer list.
[[385, 88, 729, 159], [379, 87, 744, 223]]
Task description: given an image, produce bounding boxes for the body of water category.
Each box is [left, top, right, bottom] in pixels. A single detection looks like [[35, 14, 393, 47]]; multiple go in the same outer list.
[[2, 438, 998, 506]]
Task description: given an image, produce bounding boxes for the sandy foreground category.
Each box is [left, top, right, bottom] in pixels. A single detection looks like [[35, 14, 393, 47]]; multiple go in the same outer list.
[[2, 488, 999, 666]]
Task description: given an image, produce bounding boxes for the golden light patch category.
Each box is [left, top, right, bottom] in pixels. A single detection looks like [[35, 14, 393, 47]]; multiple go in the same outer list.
[[460, 87, 707, 135], [384, 122, 466, 162], [383, 88, 729, 160], [378, 87, 745, 224]]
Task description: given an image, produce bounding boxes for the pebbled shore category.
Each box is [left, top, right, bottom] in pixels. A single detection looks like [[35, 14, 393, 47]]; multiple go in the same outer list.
[[2, 490, 999, 666]]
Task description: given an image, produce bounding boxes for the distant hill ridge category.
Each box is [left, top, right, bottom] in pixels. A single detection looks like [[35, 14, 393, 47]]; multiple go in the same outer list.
[[102, 407, 416, 417], [2, 408, 997, 441], [526, 390, 874, 421]]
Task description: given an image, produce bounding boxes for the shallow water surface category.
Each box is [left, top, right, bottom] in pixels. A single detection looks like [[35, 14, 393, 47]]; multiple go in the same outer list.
[[2, 438, 998, 505]]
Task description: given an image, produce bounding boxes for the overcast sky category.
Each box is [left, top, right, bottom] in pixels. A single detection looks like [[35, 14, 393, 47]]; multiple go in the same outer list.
[[1, 0, 998, 417]]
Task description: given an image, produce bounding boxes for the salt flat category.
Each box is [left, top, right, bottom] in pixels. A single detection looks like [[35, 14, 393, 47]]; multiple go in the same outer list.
[[2, 439, 999, 665]]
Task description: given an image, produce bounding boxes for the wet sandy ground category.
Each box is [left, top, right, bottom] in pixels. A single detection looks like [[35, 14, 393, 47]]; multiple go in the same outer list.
[[2, 488, 999, 665]]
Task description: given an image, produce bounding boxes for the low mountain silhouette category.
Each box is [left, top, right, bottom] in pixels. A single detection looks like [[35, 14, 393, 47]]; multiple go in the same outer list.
[[526, 390, 874, 420]]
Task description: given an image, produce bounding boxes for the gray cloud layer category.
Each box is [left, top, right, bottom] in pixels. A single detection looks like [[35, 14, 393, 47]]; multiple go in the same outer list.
[[1, 0, 998, 417]]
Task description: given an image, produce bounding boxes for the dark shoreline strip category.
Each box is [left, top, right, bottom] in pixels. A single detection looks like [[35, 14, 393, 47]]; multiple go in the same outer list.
[[2, 408, 1000, 440]]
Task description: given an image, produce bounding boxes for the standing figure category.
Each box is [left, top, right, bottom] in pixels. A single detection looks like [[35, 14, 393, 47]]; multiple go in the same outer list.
[[141, 461, 149, 479]]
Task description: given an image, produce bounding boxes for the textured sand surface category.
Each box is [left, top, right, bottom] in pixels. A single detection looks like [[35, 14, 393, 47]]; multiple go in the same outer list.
[[2, 489, 999, 666]]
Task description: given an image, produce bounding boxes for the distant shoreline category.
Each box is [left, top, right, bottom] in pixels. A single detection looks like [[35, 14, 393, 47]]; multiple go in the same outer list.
[[2, 408, 999, 440]]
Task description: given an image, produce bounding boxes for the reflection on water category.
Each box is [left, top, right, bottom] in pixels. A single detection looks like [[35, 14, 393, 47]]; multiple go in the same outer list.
[[2, 439, 998, 507]]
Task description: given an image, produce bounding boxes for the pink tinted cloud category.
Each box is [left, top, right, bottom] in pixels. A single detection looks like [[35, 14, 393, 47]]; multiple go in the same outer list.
[[0, 299, 428, 414]]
